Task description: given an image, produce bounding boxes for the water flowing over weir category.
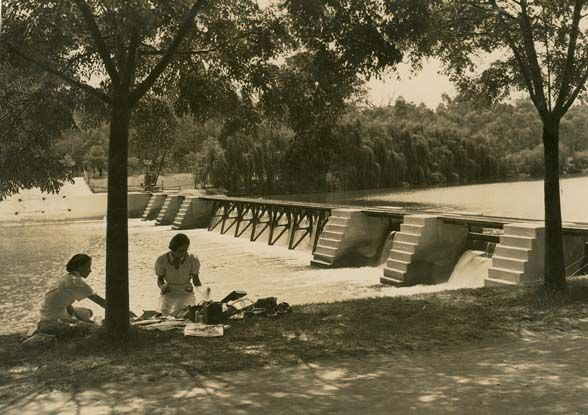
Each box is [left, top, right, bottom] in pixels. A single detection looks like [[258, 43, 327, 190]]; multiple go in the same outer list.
[[169, 195, 588, 287], [447, 250, 492, 288], [378, 231, 397, 266]]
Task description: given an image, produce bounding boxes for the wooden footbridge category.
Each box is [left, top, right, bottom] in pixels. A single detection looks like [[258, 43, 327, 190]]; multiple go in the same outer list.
[[201, 196, 333, 252]]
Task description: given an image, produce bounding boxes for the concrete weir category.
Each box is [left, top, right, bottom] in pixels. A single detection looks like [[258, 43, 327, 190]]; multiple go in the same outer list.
[[381, 214, 469, 286], [139, 194, 588, 288], [486, 222, 586, 286], [155, 194, 184, 226], [311, 208, 397, 267], [141, 193, 168, 220], [0, 189, 150, 222]]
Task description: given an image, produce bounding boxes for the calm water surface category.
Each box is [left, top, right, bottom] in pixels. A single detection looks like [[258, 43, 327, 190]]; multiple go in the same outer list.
[[272, 175, 588, 222]]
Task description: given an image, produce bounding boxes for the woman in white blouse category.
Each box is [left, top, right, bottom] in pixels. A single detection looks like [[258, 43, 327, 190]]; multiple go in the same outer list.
[[155, 233, 202, 315], [37, 254, 106, 331]]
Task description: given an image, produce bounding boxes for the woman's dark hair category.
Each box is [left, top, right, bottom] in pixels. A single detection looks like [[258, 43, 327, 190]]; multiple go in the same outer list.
[[169, 233, 190, 251], [66, 254, 92, 273]]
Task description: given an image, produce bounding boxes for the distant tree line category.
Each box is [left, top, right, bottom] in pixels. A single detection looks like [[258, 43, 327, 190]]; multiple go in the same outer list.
[[52, 94, 588, 195]]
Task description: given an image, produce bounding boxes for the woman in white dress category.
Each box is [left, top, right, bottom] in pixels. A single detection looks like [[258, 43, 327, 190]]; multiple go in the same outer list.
[[155, 233, 202, 315]]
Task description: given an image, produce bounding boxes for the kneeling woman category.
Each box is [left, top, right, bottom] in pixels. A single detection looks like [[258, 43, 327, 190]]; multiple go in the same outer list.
[[155, 233, 202, 315], [37, 254, 106, 332]]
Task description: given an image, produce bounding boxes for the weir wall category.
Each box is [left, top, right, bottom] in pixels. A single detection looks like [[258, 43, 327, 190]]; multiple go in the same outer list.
[[158, 195, 588, 287], [0, 192, 150, 222]]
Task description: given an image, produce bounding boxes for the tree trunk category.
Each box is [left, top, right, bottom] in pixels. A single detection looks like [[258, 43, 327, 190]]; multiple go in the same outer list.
[[105, 94, 131, 340], [154, 149, 169, 186], [542, 117, 566, 290]]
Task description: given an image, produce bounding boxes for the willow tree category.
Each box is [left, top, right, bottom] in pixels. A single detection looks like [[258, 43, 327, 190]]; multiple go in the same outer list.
[[1, 0, 285, 339], [266, 0, 437, 191], [437, 0, 588, 290]]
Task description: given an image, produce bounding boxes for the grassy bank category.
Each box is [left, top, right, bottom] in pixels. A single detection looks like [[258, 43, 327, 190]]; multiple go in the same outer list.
[[2, 283, 588, 406], [87, 173, 196, 193]]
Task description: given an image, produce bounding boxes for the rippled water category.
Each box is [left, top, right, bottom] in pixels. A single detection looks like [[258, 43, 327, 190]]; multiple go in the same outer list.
[[1, 220, 483, 334]]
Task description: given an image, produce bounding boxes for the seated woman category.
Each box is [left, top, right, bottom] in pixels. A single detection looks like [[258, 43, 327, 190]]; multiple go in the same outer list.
[[36, 254, 106, 335], [155, 233, 202, 316]]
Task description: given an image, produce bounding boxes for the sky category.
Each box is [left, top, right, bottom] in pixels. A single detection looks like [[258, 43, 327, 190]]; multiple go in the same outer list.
[[365, 58, 456, 109]]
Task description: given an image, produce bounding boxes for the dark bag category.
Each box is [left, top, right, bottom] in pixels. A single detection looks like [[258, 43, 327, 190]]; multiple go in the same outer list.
[[254, 297, 278, 313], [203, 302, 223, 324]]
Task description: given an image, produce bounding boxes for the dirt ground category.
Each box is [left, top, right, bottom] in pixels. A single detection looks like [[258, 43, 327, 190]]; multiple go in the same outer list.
[[3, 324, 588, 415]]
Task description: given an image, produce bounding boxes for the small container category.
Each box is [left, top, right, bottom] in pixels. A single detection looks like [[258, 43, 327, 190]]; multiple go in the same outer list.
[[203, 302, 223, 324]]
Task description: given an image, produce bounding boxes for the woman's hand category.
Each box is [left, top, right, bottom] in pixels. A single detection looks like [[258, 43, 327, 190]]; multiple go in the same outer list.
[[160, 284, 171, 295]]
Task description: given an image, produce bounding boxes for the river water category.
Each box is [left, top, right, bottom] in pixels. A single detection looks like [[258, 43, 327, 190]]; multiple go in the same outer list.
[[2, 175, 588, 334], [0, 220, 487, 334], [272, 175, 588, 223]]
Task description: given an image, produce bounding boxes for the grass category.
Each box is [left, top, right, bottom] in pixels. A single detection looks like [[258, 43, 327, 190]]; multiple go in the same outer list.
[[2, 282, 588, 405], [87, 173, 196, 193]]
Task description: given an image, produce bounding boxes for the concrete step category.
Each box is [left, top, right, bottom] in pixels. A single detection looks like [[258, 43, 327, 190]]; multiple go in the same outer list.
[[322, 230, 344, 240], [484, 277, 518, 287], [386, 259, 410, 272], [392, 241, 418, 254], [492, 256, 527, 273], [403, 214, 437, 226], [319, 237, 340, 248], [312, 253, 335, 265], [315, 245, 338, 256], [493, 245, 531, 261], [310, 258, 333, 268], [503, 223, 544, 237], [381, 268, 406, 286], [399, 223, 424, 235], [487, 267, 524, 283], [388, 249, 413, 262], [395, 232, 420, 244], [499, 235, 535, 249], [324, 223, 347, 233], [327, 216, 351, 226], [178, 207, 189, 214]]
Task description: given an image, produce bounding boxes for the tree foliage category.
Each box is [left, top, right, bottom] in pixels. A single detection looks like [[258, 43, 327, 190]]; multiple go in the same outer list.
[[0, 61, 75, 199], [1, 0, 288, 339], [435, 0, 588, 289]]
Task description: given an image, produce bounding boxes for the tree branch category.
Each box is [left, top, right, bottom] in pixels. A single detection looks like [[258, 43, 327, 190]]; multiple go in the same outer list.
[[138, 47, 217, 56], [553, 0, 584, 116], [486, 0, 541, 114], [74, 0, 120, 87], [562, 65, 588, 114], [130, 0, 208, 106], [2, 42, 111, 104], [517, 0, 548, 116], [125, 29, 140, 91]]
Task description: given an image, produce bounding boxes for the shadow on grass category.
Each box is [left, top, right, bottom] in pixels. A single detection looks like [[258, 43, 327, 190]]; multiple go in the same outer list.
[[4, 329, 588, 414], [2, 282, 588, 413]]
